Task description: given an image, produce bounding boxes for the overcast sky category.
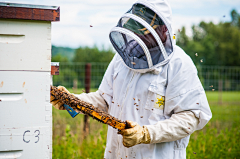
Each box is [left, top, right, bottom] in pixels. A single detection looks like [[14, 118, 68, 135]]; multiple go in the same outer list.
[[7, 0, 240, 49]]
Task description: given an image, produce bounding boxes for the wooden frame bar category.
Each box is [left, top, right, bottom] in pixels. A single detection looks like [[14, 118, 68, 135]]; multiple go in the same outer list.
[[0, 4, 60, 21]]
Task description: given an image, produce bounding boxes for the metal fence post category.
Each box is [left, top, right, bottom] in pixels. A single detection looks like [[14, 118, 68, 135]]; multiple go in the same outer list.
[[84, 63, 91, 138], [218, 79, 223, 105], [73, 79, 78, 94]]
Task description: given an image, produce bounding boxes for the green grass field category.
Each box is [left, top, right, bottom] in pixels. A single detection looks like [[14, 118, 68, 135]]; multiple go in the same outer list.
[[52, 90, 240, 159]]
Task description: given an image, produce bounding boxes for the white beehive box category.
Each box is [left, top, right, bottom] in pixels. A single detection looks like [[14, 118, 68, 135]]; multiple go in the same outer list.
[[0, 2, 60, 159]]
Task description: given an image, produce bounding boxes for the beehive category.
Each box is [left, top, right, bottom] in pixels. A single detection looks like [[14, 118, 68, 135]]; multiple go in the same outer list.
[[0, 2, 59, 159]]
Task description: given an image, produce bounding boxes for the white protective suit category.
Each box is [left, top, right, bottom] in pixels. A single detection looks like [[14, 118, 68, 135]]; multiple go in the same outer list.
[[75, 0, 212, 158]]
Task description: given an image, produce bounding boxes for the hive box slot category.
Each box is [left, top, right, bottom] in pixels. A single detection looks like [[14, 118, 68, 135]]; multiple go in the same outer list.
[[0, 34, 25, 44], [0, 93, 23, 101], [0, 150, 23, 158]]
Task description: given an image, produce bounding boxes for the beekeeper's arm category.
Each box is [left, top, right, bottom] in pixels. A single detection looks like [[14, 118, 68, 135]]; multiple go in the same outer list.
[[120, 53, 212, 147], [119, 111, 198, 147]]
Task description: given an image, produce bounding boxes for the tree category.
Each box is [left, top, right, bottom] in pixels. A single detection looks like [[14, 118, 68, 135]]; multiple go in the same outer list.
[[52, 54, 69, 63], [73, 46, 115, 63], [176, 9, 240, 66], [231, 9, 240, 28]]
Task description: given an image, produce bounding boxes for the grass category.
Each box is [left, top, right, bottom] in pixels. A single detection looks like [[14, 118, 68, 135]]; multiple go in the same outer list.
[[52, 90, 240, 159], [186, 104, 240, 159], [206, 91, 240, 102]]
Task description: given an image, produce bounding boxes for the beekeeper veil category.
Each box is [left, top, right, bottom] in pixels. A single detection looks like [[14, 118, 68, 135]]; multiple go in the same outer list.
[[109, 1, 174, 72]]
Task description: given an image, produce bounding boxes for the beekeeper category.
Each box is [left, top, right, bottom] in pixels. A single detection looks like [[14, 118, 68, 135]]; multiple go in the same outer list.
[[51, 0, 212, 158]]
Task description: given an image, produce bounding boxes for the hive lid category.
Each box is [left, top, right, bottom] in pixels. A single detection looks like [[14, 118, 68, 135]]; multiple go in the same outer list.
[[0, 2, 60, 21]]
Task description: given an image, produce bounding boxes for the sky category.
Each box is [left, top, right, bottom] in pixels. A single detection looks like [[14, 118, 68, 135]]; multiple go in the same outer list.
[[5, 0, 240, 49]]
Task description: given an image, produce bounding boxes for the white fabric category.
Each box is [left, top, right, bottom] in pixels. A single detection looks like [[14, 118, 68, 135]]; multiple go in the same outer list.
[[145, 111, 199, 144], [74, 91, 108, 113]]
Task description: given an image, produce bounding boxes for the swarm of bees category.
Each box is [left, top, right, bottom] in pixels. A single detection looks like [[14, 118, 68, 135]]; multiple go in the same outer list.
[[50, 86, 127, 130]]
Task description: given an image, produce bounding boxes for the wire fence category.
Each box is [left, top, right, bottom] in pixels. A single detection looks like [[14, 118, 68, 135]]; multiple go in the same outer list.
[[52, 62, 108, 89], [53, 63, 240, 104], [197, 65, 240, 91], [53, 63, 240, 90]]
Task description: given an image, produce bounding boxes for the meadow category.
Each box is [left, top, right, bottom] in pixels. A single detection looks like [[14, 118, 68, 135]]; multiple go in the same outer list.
[[52, 90, 240, 159]]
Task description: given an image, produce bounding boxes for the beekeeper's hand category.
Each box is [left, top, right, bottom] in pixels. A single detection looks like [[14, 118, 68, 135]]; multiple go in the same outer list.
[[50, 86, 70, 110], [118, 120, 151, 148]]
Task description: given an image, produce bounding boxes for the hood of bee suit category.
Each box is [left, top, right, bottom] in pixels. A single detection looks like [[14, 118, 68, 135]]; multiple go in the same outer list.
[[109, 0, 175, 74]]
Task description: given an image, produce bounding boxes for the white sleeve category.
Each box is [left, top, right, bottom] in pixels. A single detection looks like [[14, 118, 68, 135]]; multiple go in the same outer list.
[[164, 48, 212, 130], [145, 111, 199, 143], [73, 90, 108, 113], [98, 54, 120, 106]]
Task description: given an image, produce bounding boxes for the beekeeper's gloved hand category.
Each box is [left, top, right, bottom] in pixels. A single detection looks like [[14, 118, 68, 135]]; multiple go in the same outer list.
[[50, 86, 70, 110], [118, 120, 151, 148]]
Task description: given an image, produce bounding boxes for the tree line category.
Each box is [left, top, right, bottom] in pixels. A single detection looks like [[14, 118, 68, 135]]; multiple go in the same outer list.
[[177, 9, 240, 66]]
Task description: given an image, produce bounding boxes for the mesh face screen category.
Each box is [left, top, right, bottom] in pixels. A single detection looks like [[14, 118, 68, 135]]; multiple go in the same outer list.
[[109, 4, 173, 69]]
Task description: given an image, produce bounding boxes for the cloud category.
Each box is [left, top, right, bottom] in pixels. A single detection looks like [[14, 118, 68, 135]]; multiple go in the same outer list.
[[8, 0, 240, 48], [51, 24, 96, 47], [169, 0, 240, 9]]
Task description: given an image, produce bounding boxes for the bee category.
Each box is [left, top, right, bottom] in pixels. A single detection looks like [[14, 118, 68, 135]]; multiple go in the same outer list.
[[102, 93, 104, 95], [151, 100, 154, 102], [118, 105, 120, 107], [136, 105, 138, 106], [133, 98, 135, 100], [134, 103, 136, 105], [152, 109, 154, 111], [196, 103, 199, 105], [90, 25, 93, 27], [136, 108, 139, 110], [140, 116, 143, 118], [138, 99, 140, 101], [109, 151, 111, 153], [131, 62, 136, 65], [112, 101, 114, 103]]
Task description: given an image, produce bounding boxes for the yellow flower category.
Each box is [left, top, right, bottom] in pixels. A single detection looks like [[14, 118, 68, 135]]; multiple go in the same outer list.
[[156, 96, 165, 107]]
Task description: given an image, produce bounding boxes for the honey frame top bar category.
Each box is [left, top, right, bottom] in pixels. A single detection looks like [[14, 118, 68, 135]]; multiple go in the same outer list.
[[0, 2, 60, 21]]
